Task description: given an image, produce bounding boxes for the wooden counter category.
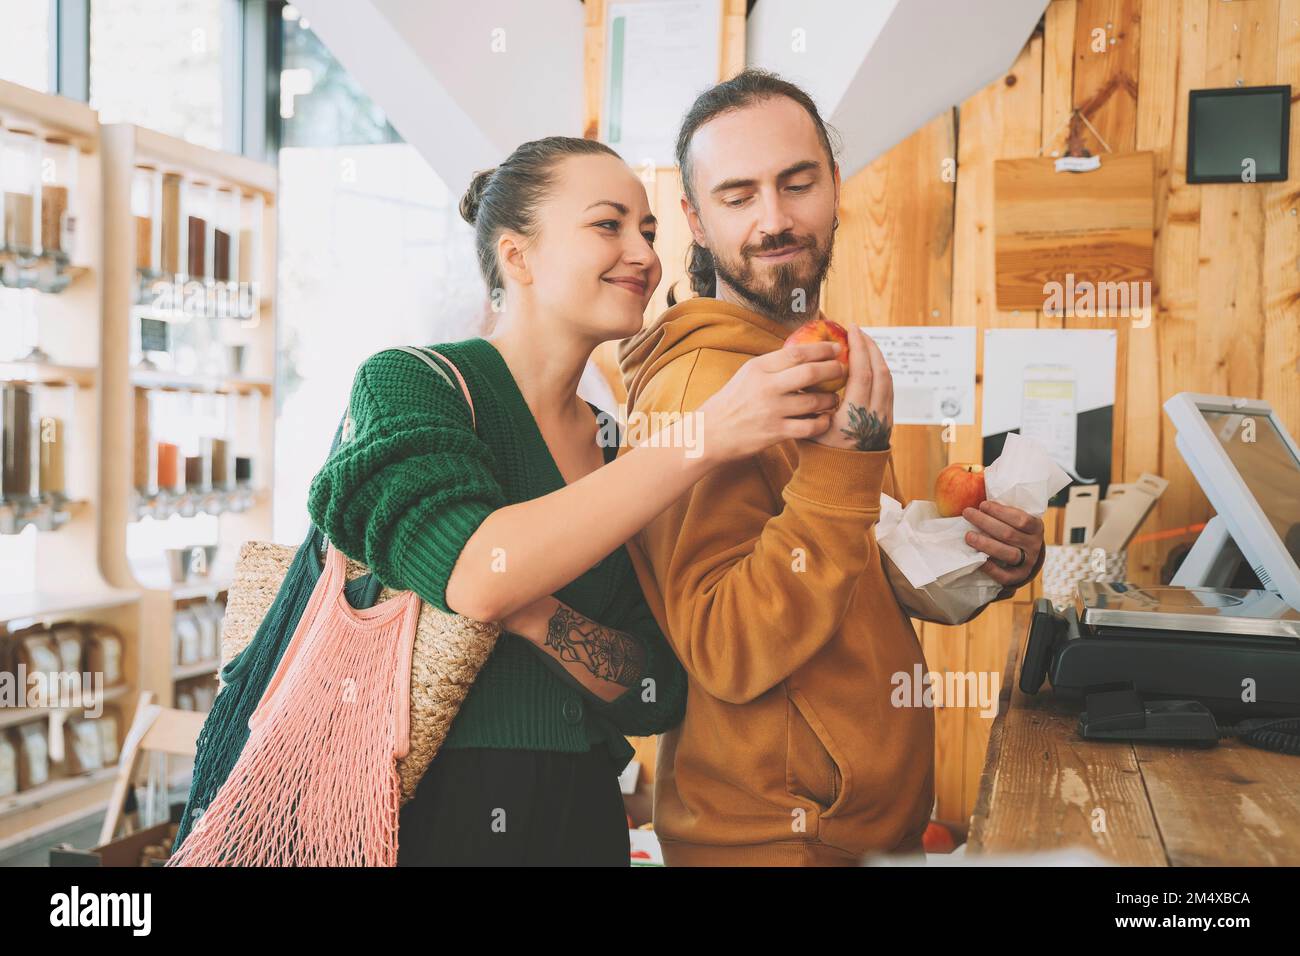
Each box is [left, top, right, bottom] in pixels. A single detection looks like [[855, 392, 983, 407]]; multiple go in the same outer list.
[[968, 626, 1300, 865]]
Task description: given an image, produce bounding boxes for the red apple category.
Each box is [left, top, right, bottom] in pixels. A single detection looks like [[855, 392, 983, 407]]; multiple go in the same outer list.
[[934, 463, 986, 518], [783, 318, 850, 393], [922, 821, 956, 854]]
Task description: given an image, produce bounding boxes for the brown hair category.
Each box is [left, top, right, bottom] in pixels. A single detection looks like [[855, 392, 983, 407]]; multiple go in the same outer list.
[[459, 136, 623, 295], [669, 69, 840, 306]]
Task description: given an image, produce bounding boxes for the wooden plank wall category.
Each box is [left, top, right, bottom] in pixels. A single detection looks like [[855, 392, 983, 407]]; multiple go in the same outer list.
[[829, 0, 1300, 825], [585, 0, 1300, 827]]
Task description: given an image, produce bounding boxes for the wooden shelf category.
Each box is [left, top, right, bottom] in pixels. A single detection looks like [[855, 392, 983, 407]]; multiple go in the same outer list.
[[0, 588, 139, 626], [172, 660, 219, 681], [100, 125, 278, 676], [0, 683, 131, 730], [0, 82, 145, 847], [92, 127, 275, 859], [0, 360, 97, 388], [169, 577, 233, 601], [0, 79, 98, 146], [130, 367, 273, 396], [128, 554, 236, 598], [0, 765, 120, 818], [130, 124, 277, 197]]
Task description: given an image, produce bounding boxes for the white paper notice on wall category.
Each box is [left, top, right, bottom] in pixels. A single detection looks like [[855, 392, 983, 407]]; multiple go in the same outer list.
[[981, 328, 1118, 506], [603, 0, 723, 167], [860, 326, 976, 426]]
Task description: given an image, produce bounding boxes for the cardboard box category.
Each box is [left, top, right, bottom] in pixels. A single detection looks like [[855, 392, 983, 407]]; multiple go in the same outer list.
[[1091, 473, 1169, 552], [49, 803, 185, 867], [1063, 485, 1100, 545]]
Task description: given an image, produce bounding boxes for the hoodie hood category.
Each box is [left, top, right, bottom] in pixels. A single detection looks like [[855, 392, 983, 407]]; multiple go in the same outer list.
[[618, 297, 823, 411]]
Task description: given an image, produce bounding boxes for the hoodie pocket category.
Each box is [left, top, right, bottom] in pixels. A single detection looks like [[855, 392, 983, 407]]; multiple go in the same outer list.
[[785, 689, 845, 815]]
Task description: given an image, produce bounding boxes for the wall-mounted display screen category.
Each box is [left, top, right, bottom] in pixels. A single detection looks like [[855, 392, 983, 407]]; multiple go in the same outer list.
[[1187, 85, 1291, 184]]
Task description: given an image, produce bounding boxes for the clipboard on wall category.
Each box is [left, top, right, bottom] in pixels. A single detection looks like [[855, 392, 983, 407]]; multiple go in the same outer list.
[[993, 150, 1155, 313]]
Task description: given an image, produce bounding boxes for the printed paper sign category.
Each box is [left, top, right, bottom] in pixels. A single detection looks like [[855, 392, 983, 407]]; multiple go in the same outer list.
[[861, 326, 976, 426]]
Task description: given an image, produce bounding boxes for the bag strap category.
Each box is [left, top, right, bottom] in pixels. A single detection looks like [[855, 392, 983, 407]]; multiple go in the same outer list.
[[326, 345, 477, 457], [315, 345, 477, 559], [387, 345, 477, 431], [294, 520, 384, 611]]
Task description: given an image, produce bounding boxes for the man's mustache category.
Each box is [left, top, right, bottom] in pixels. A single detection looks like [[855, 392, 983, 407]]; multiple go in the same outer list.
[[743, 233, 818, 258]]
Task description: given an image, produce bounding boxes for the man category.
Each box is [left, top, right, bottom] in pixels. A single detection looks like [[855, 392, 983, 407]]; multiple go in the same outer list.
[[616, 69, 1046, 866]]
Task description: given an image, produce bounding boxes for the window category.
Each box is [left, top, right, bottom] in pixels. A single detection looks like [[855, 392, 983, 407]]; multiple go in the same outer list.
[[273, 8, 483, 542], [89, 0, 226, 149], [279, 4, 399, 148], [0, 0, 51, 92]]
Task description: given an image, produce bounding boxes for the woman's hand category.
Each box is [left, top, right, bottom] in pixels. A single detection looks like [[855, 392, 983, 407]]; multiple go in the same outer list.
[[695, 341, 844, 464], [809, 325, 893, 451]]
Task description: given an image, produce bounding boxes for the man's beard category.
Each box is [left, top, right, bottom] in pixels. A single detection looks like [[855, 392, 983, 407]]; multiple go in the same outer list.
[[711, 228, 835, 325]]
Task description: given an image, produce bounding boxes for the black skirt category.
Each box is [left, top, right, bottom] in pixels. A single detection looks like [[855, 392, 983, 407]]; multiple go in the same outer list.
[[396, 746, 631, 866]]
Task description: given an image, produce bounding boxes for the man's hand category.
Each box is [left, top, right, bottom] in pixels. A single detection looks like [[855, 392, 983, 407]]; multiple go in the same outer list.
[[809, 325, 893, 451], [962, 500, 1045, 589]]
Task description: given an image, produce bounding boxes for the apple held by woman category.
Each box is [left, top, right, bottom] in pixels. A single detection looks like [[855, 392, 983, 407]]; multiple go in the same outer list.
[[783, 318, 850, 393]]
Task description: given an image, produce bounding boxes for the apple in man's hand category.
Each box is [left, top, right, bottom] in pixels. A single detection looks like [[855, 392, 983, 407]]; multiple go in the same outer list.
[[922, 821, 957, 854], [783, 318, 850, 393], [934, 463, 987, 518]]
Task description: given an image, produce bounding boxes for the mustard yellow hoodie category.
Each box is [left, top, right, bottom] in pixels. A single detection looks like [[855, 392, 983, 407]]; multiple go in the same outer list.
[[616, 297, 935, 866]]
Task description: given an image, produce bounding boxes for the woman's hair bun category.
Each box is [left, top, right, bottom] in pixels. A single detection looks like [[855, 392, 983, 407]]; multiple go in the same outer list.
[[459, 167, 496, 225]]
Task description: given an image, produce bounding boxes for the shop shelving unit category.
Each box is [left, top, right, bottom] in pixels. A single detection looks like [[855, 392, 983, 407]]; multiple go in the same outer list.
[[0, 80, 142, 849], [98, 124, 277, 724]]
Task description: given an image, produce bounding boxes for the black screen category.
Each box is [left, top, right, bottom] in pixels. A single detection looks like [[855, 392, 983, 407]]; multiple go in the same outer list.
[[1188, 86, 1290, 183]]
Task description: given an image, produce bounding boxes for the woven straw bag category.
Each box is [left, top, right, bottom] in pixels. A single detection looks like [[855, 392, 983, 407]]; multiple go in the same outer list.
[[220, 346, 501, 804]]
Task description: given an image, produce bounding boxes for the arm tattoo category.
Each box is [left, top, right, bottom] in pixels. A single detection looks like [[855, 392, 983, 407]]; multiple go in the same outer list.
[[543, 606, 647, 688], [840, 403, 892, 451]]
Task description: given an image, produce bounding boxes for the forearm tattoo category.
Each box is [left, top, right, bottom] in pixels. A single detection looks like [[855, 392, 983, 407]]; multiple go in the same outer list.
[[543, 606, 647, 688], [840, 403, 892, 451]]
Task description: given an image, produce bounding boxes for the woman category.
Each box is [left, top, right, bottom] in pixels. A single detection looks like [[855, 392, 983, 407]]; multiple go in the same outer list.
[[306, 136, 846, 866]]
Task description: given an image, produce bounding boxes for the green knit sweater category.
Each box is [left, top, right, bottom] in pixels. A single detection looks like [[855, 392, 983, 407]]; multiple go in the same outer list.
[[306, 337, 686, 771]]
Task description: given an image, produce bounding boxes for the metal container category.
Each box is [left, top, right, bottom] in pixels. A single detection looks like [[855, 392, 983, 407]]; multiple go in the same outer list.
[[165, 544, 218, 583]]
